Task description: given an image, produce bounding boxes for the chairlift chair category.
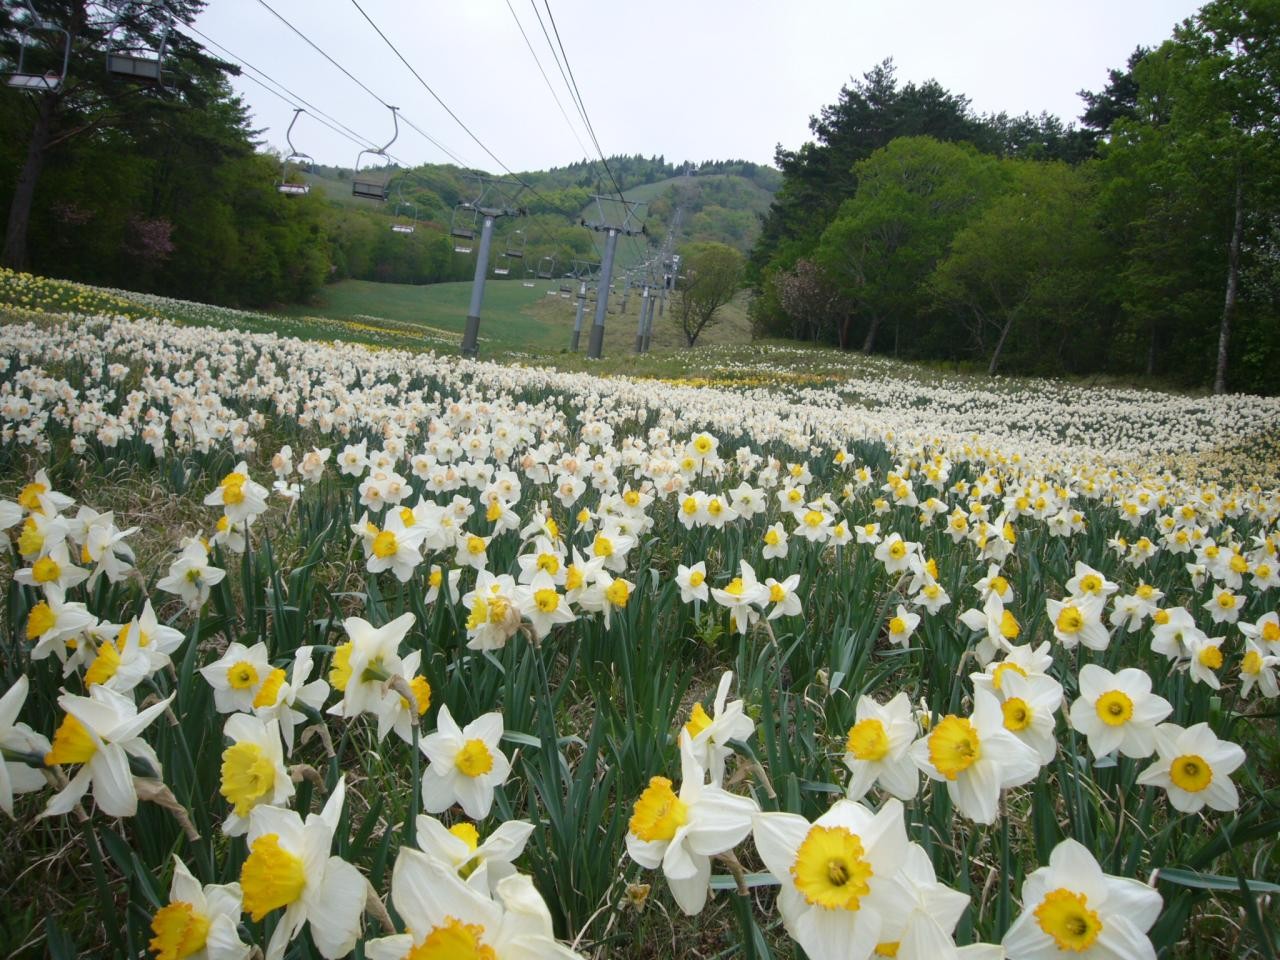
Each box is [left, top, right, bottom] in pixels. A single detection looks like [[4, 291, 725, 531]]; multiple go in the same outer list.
[[535, 256, 555, 280], [277, 109, 313, 196], [352, 106, 399, 201], [494, 227, 527, 276], [450, 204, 477, 254], [6, 1, 71, 93], [391, 202, 417, 234], [105, 3, 172, 85], [521, 265, 536, 288]]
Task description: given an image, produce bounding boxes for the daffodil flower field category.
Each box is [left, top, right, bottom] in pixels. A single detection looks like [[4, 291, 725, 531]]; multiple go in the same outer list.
[[1, 286, 1279, 959]]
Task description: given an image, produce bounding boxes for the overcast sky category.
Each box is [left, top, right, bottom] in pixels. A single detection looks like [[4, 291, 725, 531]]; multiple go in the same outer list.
[[190, 0, 1206, 175]]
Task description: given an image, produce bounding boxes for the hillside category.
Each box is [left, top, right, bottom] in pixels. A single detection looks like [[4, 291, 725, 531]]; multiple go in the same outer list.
[[294, 157, 779, 260]]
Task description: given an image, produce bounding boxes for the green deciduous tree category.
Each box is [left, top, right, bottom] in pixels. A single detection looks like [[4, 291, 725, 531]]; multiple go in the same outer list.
[[1101, 0, 1280, 393], [931, 161, 1108, 376], [671, 241, 744, 347], [814, 136, 1001, 352]]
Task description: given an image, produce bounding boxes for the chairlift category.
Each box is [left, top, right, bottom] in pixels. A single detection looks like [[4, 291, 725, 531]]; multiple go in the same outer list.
[[6, 1, 71, 93], [521, 265, 535, 288], [450, 204, 477, 254], [352, 105, 399, 201], [535, 256, 555, 280], [492, 227, 525, 276], [277, 109, 313, 196], [105, 2, 172, 85], [390, 180, 416, 233], [391, 202, 417, 234]]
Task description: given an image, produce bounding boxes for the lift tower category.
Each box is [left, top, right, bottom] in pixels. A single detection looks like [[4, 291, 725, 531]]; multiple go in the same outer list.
[[458, 178, 526, 358], [581, 196, 646, 360]]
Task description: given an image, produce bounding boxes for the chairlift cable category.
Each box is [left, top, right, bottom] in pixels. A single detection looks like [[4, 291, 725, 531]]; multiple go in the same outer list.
[[344, 0, 603, 258], [253, 0, 470, 168], [184, 24, 378, 151], [536, 1, 626, 203], [500, 0, 592, 163]]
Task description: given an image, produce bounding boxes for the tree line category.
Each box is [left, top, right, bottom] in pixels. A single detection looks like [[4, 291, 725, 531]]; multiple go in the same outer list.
[[748, 0, 1279, 395]]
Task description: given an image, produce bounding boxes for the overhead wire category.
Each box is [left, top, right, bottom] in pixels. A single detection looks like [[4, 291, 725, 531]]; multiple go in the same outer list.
[[534, 1, 626, 204], [184, 27, 460, 207], [253, 0, 472, 168], [194, 1, 635, 269], [501, 0, 593, 165], [342, 0, 602, 260], [184, 24, 378, 151], [529, 2, 657, 269]]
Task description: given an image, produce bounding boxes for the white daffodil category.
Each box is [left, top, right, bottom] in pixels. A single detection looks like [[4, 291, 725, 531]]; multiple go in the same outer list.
[[156, 542, 226, 610], [1203, 587, 1242, 625], [1136, 722, 1246, 814], [200, 641, 271, 714], [675, 561, 710, 603], [975, 564, 1014, 603], [1239, 611, 1280, 656], [326, 612, 415, 720], [1185, 633, 1226, 689], [679, 670, 755, 786], [1068, 664, 1172, 759], [14, 541, 89, 595], [374, 649, 432, 745], [516, 535, 567, 586], [710, 560, 769, 635], [25, 585, 97, 663], [252, 646, 330, 755], [71, 506, 139, 585], [366, 847, 584, 960], [843, 691, 919, 802], [625, 737, 758, 915], [765, 573, 803, 620], [1064, 562, 1119, 601], [203, 463, 269, 526], [463, 572, 524, 651], [874, 533, 916, 574], [885, 604, 921, 647], [517, 570, 576, 640], [1110, 584, 1164, 632], [1240, 637, 1280, 699], [0, 676, 51, 817], [219, 714, 293, 836], [1003, 838, 1161, 960], [148, 855, 250, 960], [81, 618, 154, 693], [414, 813, 535, 895], [424, 564, 462, 606], [15, 469, 75, 516], [420, 705, 511, 820], [239, 778, 366, 960], [576, 568, 634, 631], [910, 688, 1041, 824], [753, 797, 911, 960], [1150, 606, 1202, 661], [959, 592, 1022, 666], [993, 672, 1063, 765], [43, 685, 173, 818], [970, 641, 1056, 700], [762, 521, 790, 559], [363, 509, 427, 582], [1046, 594, 1109, 651], [874, 843, 981, 957], [895, 909, 1005, 960]]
